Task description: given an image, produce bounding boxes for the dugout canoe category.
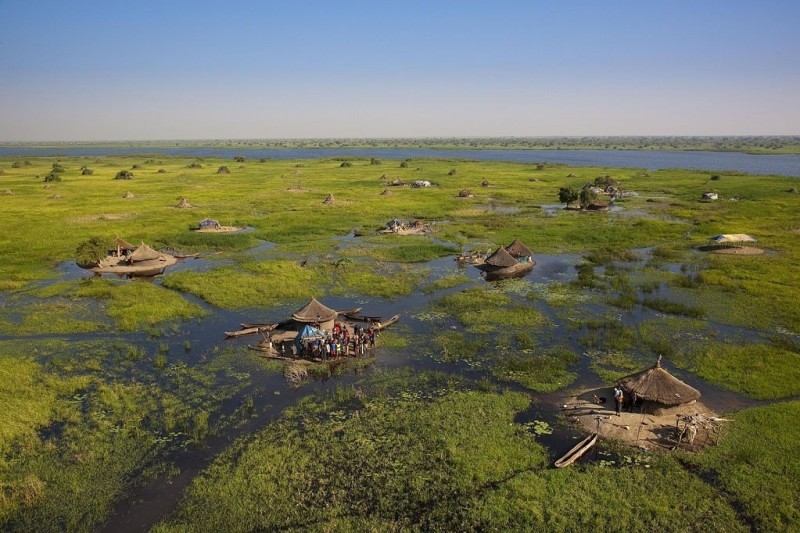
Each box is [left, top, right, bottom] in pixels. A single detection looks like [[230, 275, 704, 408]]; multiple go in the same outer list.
[[554, 433, 598, 468]]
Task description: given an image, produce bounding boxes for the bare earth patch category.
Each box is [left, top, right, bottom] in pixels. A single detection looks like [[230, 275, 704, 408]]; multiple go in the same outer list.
[[710, 246, 764, 255], [562, 387, 718, 452]]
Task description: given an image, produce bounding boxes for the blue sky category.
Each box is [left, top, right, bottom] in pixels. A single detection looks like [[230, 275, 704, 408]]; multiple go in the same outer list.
[[1, 0, 798, 140]]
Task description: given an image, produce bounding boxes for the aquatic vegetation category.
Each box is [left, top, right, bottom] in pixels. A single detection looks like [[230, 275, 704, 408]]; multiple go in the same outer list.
[[493, 346, 579, 392]]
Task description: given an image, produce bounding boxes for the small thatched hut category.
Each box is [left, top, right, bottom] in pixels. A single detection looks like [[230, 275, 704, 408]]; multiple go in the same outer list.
[[1, 189, 13, 195], [322, 193, 335, 205], [505, 238, 533, 259], [292, 297, 338, 332], [380, 188, 391, 196], [619, 357, 701, 415], [122, 191, 135, 199], [176, 197, 193, 208], [216, 166, 231, 174], [199, 218, 221, 230], [458, 189, 474, 198], [481, 180, 490, 187], [390, 178, 404, 186], [112, 236, 135, 257]]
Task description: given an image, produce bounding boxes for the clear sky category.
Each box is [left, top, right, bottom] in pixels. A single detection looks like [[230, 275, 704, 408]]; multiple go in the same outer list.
[[1, 0, 798, 141]]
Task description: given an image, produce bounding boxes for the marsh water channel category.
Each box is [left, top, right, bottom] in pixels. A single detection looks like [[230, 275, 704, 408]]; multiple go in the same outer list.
[[2, 228, 765, 531]]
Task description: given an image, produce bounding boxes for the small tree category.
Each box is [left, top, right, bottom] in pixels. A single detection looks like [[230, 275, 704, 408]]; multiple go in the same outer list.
[[579, 186, 598, 208], [370, 157, 382, 166], [234, 156, 246, 163], [400, 161, 409, 168], [558, 186, 578, 208], [448, 168, 457, 176], [51, 163, 66, 173], [75, 236, 109, 268], [11, 161, 22, 168], [43, 172, 62, 182], [114, 170, 134, 180], [81, 167, 94, 175]]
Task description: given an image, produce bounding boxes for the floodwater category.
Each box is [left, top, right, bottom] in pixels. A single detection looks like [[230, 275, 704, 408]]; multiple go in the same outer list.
[[2, 146, 800, 176], [15, 239, 769, 531]]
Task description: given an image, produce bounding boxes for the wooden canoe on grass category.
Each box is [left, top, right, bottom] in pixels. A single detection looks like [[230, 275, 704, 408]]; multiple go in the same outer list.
[[554, 433, 598, 468]]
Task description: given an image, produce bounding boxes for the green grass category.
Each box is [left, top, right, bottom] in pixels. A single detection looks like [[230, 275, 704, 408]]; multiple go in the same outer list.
[[673, 342, 800, 400], [684, 401, 800, 531]]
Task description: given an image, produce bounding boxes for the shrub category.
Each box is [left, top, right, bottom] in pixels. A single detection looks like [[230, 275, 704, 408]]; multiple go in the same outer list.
[[11, 161, 22, 168], [187, 162, 202, 169], [710, 175, 721, 181], [234, 156, 246, 163], [51, 163, 66, 173], [131, 164, 141, 169], [43, 172, 62, 182], [75, 236, 109, 267], [339, 162, 352, 168], [370, 157, 382, 165], [400, 161, 409, 168], [114, 170, 134, 180], [448, 168, 457, 176], [535, 163, 545, 170], [81, 167, 94, 175], [579, 186, 598, 207], [216, 166, 231, 174]]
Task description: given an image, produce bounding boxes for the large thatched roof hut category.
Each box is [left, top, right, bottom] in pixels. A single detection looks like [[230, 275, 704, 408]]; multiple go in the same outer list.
[[505, 239, 533, 259], [292, 297, 338, 331], [128, 243, 162, 264], [484, 246, 518, 268], [113, 236, 135, 257], [620, 357, 701, 414]]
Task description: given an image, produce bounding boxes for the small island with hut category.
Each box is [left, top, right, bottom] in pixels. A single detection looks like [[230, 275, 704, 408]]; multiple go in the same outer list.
[[560, 357, 730, 466], [473, 238, 536, 281], [77, 236, 178, 276], [192, 218, 244, 233], [225, 297, 399, 363]]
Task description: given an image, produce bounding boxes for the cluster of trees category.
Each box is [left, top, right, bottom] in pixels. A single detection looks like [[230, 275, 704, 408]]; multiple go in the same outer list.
[[558, 186, 598, 208]]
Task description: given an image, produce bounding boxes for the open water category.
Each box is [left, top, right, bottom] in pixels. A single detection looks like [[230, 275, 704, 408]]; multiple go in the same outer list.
[[1, 146, 799, 176]]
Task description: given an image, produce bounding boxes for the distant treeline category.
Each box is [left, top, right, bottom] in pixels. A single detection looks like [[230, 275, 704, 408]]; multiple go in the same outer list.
[[3, 136, 800, 154]]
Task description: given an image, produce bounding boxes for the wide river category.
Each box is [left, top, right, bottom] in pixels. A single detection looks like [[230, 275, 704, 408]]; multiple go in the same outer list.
[[1, 146, 799, 177]]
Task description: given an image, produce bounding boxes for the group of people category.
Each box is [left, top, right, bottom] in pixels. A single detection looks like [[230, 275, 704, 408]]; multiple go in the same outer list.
[[288, 322, 377, 360], [613, 385, 642, 416]]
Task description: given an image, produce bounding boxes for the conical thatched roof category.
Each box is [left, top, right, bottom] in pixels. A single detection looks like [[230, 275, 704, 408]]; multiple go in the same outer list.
[[1, 189, 13, 195], [115, 236, 135, 251], [619, 358, 701, 406], [458, 189, 473, 198], [322, 193, 335, 205], [380, 188, 391, 195], [176, 197, 193, 208], [484, 246, 518, 268], [122, 191, 134, 199], [128, 243, 161, 263], [390, 178, 404, 186], [505, 239, 533, 258], [292, 297, 337, 323], [481, 180, 490, 187]]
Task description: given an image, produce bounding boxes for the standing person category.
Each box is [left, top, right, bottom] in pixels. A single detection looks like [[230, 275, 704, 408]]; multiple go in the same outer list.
[[614, 385, 624, 416]]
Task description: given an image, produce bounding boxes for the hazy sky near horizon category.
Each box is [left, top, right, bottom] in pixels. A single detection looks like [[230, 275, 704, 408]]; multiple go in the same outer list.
[[1, 0, 798, 141]]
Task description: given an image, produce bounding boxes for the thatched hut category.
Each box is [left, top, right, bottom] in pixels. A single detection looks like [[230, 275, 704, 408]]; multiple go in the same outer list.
[[481, 180, 490, 187], [127, 243, 162, 265], [380, 188, 391, 195], [176, 197, 193, 208], [458, 189, 474, 198], [483, 246, 518, 269], [122, 191, 135, 199], [112, 236, 135, 257], [707, 234, 756, 248], [216, 166, 231, 174], [322, 193, 335, 205], [505, 238, 533, 259], [292, 297, 338, 332], [619, 357, 701, 415], [702, 192, 719, 201], [199, 218, 221, 230], [1, 189, 13, 195], [390, 178, 404, 186]]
